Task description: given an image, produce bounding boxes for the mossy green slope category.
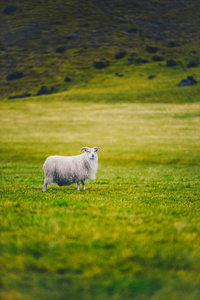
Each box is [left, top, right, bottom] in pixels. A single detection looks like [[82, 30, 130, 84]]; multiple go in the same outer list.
[[0, 0, 200, 99]]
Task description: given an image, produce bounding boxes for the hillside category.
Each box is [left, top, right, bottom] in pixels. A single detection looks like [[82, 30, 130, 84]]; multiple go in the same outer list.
[[0, 0, 200, 99]]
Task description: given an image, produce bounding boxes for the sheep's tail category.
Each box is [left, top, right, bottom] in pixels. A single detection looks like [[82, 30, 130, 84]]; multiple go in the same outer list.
[[43, 159, 48, 170]]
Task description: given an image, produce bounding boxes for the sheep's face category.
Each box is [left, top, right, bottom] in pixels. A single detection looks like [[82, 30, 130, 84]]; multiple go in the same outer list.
[[81, 147, 100, 160], [85, 148, 98, 160]]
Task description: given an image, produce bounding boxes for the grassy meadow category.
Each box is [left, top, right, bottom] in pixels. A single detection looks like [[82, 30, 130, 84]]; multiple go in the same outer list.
[[0, 97, 200, 299]]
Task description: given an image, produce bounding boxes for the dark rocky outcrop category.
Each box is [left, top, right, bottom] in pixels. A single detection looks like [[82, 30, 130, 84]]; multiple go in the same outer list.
[[93, 61, 108, 69], [187, 61, 198, 68], [114, 51, 127, 59], [2, 6, 18, 15], [168, 41, 175, 48], [6, 72, 24, 81], [127, 57, 133, 62], [131, 53, 138, 57], [37, 86, 49, 96], [152, 55, 164, 62], [148, 75, 156, 79], [136, 58, 148, 63], [178, 76, 197, 87], [126, 28, 138, 34], [55, 46, 67, 53], [115, 73, 124, 77], [65, 35, 79, 41], [166, 60, 177, 67], [146, 45, 159, 53], [64, 76, 71, 82]]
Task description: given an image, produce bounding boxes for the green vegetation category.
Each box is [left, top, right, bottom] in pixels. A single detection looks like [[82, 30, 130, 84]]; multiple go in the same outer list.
[[1, 1, 200, 299], [1, 99, 200, 299]]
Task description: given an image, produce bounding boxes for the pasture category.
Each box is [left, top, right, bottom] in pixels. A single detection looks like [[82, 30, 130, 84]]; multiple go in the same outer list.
[[0, 98, 200, 299]]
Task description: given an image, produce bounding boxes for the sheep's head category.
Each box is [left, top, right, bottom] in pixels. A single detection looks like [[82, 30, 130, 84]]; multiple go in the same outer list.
[[80, 146, 100, 160]]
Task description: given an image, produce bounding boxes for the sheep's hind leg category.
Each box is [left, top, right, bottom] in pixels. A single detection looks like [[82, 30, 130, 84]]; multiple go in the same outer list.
[[43, 180, 47, 192], [81, 180, 85, 191], [77, 181, 80, 191]]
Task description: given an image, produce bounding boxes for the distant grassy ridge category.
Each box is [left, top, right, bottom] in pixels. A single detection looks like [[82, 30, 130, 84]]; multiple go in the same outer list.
[[1, 58, 200, 102], [1, 100, 200, 167]]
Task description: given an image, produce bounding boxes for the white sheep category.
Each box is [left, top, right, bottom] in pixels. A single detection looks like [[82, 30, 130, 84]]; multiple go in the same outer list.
[[43, 146, 100, 191]]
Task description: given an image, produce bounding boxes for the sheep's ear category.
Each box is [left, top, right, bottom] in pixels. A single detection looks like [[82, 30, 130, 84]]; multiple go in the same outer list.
[[80, 147, 89, 152], [94, 146, 101, 152]]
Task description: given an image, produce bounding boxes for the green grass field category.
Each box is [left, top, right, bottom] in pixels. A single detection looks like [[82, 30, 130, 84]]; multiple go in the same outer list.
[[0, 98, 200, 299]]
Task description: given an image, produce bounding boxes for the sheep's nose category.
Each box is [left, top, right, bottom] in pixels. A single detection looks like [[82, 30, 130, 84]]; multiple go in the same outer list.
[[91, 154, 94, 157]]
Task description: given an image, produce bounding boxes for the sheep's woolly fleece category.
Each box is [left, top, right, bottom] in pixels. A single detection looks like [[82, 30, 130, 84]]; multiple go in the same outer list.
[[43, 147, 100, 191]]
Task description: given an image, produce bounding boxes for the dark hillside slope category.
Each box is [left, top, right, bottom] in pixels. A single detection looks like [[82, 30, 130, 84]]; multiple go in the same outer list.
[[0, 0, 200, 98]]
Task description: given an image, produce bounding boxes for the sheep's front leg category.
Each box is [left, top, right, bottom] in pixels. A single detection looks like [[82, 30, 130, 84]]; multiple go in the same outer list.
[[77, 181, 81, 191], [81, 180, 85, 191]]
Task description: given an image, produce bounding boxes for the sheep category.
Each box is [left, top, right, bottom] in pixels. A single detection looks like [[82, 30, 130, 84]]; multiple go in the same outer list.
[[43, 146, 100, 192]]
